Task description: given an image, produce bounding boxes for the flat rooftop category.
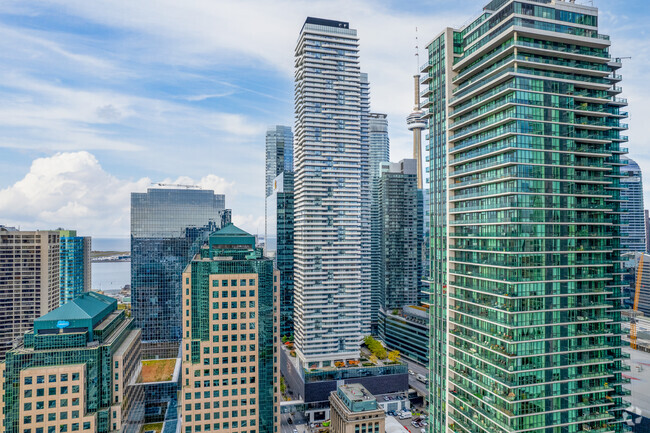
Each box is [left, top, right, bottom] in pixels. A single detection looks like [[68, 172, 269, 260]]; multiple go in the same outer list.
[[139, 359, 177, 383]]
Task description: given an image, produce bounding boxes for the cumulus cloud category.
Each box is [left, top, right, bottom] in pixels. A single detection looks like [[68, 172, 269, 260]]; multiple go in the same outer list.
[[0, 152, 250, 237], [0, 152, 150, 236]]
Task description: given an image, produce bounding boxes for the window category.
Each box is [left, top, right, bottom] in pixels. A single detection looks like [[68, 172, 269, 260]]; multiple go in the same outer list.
[[72, 373, 79, 381], [49, 375, 57, 383], [240, 279, 246, 286], [231, 280, 237, 287], [24, 389, 32, 398], [212, 280, 219, 287], [61, 374, 68, 382], [37, 376, 44, 384]]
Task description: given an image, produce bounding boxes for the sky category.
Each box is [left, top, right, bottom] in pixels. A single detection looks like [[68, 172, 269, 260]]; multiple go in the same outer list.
[[0, 0, 648, 238]]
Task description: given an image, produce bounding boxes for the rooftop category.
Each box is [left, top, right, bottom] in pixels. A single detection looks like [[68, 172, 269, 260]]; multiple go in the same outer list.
[[34, 292, 116, 334], [139, 359, 178, 383], [336, 383, 379, 412]]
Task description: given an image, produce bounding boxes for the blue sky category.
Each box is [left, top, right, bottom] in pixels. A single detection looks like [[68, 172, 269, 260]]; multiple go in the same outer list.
[[0, 0, 648, 237]]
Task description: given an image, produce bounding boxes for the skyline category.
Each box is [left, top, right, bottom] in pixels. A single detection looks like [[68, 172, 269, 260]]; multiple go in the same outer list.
[[0, 0, 648, 237]]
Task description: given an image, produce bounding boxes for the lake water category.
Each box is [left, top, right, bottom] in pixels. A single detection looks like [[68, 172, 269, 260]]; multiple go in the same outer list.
[[92, 262, 130, 292], [92, 238, 130, 292]]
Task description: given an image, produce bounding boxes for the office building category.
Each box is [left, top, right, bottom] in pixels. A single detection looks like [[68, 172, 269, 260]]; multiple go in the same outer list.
[[58, 230, 92, 306], [378, 305, 429, 366], [131, 187, 230, 357], [369, 113, 390, 333], [422, 1, 629, 431], [621, 157, 646, 252], [294, 17, 368, 366], [265, 126, 294, 198], [1, 292, 143, 433], [0, 228, 60, 361], [265, 172, 295, 337], [329, 384, 385, 433], [378, 160, 421, 312], [646, 210, 650, 254], [180, 224, 280, 433], [368, 113, 390, 178], [623, 252, 650, 317]]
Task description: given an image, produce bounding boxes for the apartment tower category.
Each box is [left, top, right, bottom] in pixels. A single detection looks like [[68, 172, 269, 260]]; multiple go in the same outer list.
[[422, 0, 630, 431], [294, 17, 367, 366], [180, 224, 280, 433], [265, 126, 294, 198], [620, 156, 646, 252], [0, 228, 60, 361], [58, 230, 91, 306]]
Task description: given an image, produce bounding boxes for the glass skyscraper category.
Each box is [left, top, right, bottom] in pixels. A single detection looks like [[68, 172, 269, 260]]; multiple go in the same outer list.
[[58, 230, 91, 306], [265, 172, 295, 337], [294, 17, 370, 366], [620, 156, 646, 252], [265, 126, 294, 198], [369, 113, 390, 332], [423, 1, 630, 432], [131, 187, 230, 357]]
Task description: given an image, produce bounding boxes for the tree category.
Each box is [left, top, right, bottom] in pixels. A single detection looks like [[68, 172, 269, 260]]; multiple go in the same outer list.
[[369, 354, 378, 365], [388, 350, 400, 363]]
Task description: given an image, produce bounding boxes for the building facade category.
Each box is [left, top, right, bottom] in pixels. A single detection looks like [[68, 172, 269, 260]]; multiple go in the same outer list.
[[621, 157, 646, 252], [0, 228, 60, 361], [59, 230, 92, 306], [1, 292, 143, 433], [265, 172, 295, 338], [265, 126, 294, 198], [378, 305, 429, 366], [369, 113, 390, 333], [180, 224, 280, 433], [131, 187, 230, 357], [294, 17, 368, 366], [422, 1, 630, 431], [359, 73, 372, 338], [329, 384, 385, 433], [378, 160, 422, 312]]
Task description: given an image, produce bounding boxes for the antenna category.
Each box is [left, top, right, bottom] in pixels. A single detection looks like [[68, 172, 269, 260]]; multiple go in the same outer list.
[[415, 27, 420, 72]]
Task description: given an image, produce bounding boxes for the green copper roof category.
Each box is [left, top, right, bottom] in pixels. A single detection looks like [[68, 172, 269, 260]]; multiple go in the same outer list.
[[209, 224, 255, 248], [34, 292, 116, 334]]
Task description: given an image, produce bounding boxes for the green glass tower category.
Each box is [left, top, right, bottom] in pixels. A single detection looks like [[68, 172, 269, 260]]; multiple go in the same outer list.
[[423, 1, 630, 432], [1, 292, 143, 433], [181, 224, 280, 433]]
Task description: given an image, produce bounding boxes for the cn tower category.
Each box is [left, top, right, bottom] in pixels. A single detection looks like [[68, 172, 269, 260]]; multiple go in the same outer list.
[[407, 74, 426, 189]]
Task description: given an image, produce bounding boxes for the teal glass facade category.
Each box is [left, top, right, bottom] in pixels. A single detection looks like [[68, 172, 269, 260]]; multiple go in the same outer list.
[[2, 292, 143, 433], [423, 1, 629, 432], [265, 172, 295, 338], [59, 231, 91, 306]]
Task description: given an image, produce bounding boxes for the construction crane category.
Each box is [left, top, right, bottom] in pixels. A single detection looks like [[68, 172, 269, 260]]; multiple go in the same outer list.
[[630, 254, 644, 349]]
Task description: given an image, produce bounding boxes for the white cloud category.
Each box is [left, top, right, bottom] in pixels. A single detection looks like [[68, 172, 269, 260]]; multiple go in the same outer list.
[[232, 214, 265, 236], [0, 152, 150, 236], [0, 152, 249, 237]]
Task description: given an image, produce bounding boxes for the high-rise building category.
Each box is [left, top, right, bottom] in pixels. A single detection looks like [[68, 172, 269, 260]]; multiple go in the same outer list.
[[646, 210, 650, 254], [0, 228, 60, 361], [294, 17, 367, 366], [422, 1, 629, 431], [377, 159, 421, 312], [359, 73, 372, 337], [265, 172, 295, 337], [1, 292, 144, 433], [369, 113, 390, 332], [265, 126, 294, 198], [621, 156, 646, 252], [58, 229, 92, 306], [180, 224, 280, 433], [131, 187, 231, 357]]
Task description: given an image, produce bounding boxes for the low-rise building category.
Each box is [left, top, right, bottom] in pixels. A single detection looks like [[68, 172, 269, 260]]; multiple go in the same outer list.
[[379, 306, 429, 366], [329, 384, 385, 433], [1, 292, 143, 433]]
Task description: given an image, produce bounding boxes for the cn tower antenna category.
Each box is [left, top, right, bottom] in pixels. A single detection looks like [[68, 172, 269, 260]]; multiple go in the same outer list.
[[415, 27, 420, 72]]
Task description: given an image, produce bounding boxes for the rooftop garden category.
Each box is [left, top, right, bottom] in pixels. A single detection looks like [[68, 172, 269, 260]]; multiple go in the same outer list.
[[139, 359, 177, 383], [140, 423, 163, 433]]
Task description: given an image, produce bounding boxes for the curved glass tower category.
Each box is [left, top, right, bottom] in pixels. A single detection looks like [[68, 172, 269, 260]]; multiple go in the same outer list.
[[423, 1, 630, 432]]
